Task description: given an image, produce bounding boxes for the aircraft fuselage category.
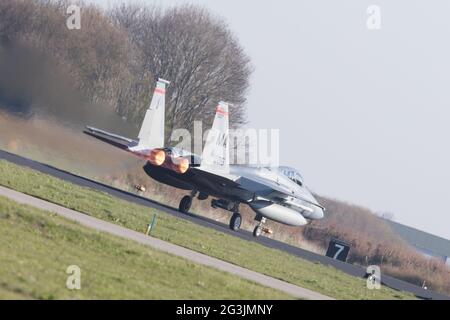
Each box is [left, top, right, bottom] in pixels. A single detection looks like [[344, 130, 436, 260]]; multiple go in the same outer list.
[[143, 160, 324, 227]]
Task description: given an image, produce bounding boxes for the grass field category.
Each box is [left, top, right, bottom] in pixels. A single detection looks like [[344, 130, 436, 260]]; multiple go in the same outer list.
[[0, 159, 415, 299], [0, 195, 293, 299]]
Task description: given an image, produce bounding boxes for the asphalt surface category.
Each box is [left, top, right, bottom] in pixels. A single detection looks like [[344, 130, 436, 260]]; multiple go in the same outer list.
[[0, 149, 448, 300], [0, 185, 332, 300]]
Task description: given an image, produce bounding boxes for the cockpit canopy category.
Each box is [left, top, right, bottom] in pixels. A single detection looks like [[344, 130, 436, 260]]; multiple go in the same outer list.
[[279, 166, 304, 187]]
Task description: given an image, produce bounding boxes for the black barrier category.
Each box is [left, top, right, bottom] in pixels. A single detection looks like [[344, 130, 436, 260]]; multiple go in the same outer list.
[[326, 238, 350, 262], [0, 300, 443, 318]]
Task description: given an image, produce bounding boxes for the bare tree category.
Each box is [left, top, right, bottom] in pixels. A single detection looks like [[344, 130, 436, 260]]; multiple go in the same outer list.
[[0, 0, 35, 41], [1, 1, 252, 141], [0, 0, 147, 129], [379, 211, 395, 221], [111, 4, 253, 143]]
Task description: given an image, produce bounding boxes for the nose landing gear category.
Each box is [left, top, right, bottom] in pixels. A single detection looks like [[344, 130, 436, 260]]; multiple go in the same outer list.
[[253, 217, 273, 238]]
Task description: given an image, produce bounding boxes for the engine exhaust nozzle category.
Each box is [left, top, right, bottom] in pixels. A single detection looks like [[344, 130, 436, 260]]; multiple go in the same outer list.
[[148, 149, 166, 166]]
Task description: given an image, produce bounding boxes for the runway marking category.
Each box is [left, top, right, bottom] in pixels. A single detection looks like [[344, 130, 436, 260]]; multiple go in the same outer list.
[[0, 185, 333, 300]]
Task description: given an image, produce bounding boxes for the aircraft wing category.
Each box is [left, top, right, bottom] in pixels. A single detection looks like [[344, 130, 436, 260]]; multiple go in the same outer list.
[[84, 126, 138, 150], [188, 167, 255, 202], [235, 175, 324, 210]]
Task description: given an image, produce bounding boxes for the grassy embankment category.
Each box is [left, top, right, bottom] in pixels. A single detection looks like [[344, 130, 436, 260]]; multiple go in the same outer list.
[[0, 195, 292, 299], [0, 159, 415, 300]]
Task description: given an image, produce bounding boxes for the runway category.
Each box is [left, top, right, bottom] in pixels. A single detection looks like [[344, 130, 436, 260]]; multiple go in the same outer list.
[[0, 149, 448, 300]]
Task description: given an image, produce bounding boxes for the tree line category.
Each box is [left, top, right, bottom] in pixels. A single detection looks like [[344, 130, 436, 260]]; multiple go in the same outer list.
[[0, 0, 252, 142]]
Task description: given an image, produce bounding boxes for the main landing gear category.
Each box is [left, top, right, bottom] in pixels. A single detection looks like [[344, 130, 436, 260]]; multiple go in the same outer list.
[[178, 190, 200, 214], [211, 199, 242, 232], [179, 195, 192, 214], [229, 212, 242, 231], [179, 190, 210, 214]]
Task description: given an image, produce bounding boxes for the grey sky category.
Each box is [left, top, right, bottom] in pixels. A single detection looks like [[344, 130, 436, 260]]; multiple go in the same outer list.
[[90, 0, 450, 240]]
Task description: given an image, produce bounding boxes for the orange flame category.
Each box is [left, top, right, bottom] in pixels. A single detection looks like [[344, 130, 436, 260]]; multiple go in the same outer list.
[[174, 157, 190, 174], [149, 149, 166, 166]]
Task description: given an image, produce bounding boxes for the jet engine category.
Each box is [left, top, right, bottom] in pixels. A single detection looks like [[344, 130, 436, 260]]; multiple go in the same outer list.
[[147, 148, 190, 174]]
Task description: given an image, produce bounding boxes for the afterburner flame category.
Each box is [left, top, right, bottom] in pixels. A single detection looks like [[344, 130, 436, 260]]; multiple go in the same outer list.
[[149, 149, 166, 166], [174, 157, 190, 174]]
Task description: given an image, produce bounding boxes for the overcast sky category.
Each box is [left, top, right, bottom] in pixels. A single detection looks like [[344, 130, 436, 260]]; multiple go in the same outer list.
[[90, 0, 450, 240]]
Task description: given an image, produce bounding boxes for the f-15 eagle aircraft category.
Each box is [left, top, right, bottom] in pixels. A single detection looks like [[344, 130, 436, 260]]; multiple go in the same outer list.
[[85, 78, 324, 237]]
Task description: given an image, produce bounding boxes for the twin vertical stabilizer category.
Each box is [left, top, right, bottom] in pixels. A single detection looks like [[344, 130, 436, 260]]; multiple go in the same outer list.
[[134, 78, 231, 173], [201, 101, 230, 173], [136, 78, 170, 150]]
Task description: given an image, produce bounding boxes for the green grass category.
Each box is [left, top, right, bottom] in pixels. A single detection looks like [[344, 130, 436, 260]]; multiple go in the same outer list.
[[0, 159, 415, 299], [0, 195, 292, 299]]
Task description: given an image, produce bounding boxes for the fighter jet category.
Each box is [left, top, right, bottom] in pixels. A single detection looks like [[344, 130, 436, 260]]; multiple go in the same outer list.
[[85, 78, 324, 237]]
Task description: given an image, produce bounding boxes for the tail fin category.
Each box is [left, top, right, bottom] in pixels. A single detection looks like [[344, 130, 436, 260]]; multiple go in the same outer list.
[[201, 101, 230, 173], [136, 78, 169, 150]]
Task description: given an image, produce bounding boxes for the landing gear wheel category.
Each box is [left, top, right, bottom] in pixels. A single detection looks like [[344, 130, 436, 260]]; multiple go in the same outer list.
[[179, 196, 192, 214], [197, 192, 208, 201], [229, 213, 242, 231], [253, 225, 262, 237]]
